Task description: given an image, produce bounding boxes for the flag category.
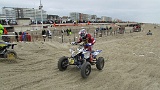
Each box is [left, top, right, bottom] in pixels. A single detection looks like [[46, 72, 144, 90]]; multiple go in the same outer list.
[[88, 21, 90, 25], [53, 22, 56, 27]]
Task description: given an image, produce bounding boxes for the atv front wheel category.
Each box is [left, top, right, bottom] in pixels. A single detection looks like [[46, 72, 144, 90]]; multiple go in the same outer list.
[[96, 57, 104, 70], [4, 50, 17, 60], [58, 56, 69, 71], [81, 62, 91, 78]]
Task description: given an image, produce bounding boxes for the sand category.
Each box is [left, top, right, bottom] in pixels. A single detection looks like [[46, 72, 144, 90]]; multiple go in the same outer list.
[[0, 23, 160, 90]]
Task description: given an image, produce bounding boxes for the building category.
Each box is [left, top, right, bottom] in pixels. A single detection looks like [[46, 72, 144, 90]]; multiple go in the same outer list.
[[1, 7, 115, 25], [61, 16, 69, 23], [70, 12, 92, 23], [101, 16, 112, 22], [47, 15, 59, 23], [81, 13, 91, 22], [47, 15, 59, 21], [70, 12, 80, 22], [106, 17, 112, 22], [90, 15, 97, 22], [1, 7, 47, 22], [101, 16, 107, 22], [0, 14, 6, 20], [2, 7, 16, 20], [96, 17, 101, 22], [113, 18, 122, 22]]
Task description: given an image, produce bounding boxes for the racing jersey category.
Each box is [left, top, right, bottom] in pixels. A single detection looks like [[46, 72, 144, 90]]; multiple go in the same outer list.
[[77, 33, 95, 45]]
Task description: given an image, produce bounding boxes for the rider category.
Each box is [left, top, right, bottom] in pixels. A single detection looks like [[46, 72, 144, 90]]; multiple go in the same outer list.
[[76, 29, 96, 62], [0, 24, 5, 50], [0, 24, 4, 42]]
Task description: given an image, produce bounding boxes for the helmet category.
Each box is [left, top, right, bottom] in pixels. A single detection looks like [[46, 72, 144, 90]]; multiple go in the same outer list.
[[79, 29, 87, 39]]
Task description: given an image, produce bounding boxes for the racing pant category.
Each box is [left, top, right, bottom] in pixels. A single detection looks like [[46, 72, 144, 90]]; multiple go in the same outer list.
[[84, 45, 93, 62]]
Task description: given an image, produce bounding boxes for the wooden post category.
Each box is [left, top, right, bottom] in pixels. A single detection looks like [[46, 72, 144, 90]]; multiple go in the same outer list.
[[73, 31, 76, 41], [62, 34, 63, 43]]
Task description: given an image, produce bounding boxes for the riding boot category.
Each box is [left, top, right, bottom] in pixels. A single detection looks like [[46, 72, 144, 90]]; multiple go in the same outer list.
[[90, 54, 96, 65]]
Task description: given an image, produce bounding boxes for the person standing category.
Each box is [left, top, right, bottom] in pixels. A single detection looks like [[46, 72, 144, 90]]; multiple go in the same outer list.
[[69, 28, 72, 36], [15, 32, 19, 42], [22, 32, 27, 42], [46, 30, 49, 38], [48, 29, 52, 39], [109, 26, 113, 36], [106, 26, 109, 36], [2, 27, 10, 42], [0, 24, 4, 41], [42, 30, 46, 42], [66, 28, 69, 36], [147, 30, 152, 35]]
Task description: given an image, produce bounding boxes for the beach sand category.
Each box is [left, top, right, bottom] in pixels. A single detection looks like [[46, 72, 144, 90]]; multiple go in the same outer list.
[[0, 23, 160, 90]]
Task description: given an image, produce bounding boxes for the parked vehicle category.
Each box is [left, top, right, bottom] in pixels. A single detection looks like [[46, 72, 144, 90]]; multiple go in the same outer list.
[[0, 42, 17, 60], [133, 25, 141, 32]]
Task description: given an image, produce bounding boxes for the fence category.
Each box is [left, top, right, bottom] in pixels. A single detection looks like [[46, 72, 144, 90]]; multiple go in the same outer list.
[[4, 24, 137, 43]]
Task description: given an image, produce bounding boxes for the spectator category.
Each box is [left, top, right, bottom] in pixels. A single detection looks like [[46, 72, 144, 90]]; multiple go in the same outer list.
[[61, 29, 64, 34], [66, 29, 69, 36], [2, 27, 10, 42], [3, 28, 8, 35], [19, 31, 22, 35], [109, 27, 113, 35], [22, 32, 27, 41], [42, 30, 46, 35], [146, 30, 152, 35], [48, 30, 52, 39], [0, 24, 4, 41], [42, 30, 46, 42], [69, 28, 72, 35], [46, 30, 49, 37], [106, 26, 109, 35], [15, 32, 19, 42]]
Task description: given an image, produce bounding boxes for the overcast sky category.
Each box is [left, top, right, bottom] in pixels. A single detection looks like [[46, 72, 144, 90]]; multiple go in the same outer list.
[[1, 0, 160, 23]]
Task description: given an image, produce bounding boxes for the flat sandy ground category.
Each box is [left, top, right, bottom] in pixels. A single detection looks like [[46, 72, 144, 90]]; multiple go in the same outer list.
[[0, 23, 160, 90]]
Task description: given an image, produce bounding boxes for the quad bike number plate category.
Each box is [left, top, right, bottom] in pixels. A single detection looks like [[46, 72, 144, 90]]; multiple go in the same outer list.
[[7, 53, 16, 59], [68, 58, 74, 64]]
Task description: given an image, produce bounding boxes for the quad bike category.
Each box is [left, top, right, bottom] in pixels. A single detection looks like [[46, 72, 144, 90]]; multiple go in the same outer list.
[[0, 42, 17, 60], [58, 42, 104, 78]]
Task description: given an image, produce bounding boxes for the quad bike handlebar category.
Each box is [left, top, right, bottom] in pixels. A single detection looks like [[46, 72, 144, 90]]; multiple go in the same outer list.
[[0, 42, 17, 49]]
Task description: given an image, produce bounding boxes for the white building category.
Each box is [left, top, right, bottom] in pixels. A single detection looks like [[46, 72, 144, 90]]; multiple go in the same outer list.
[[70, 12, 80, 22], [90, 15, 97, 22], [1, 7, 47, 22], [106, 17, 112, 22], [101, 16, 112, 22]]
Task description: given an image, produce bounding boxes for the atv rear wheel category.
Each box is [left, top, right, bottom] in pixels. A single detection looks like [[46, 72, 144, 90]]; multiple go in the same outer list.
[[58, 56, 69, 71], [96, 57, 104, 70], [81, 62, 91, 78], [4, 50, 17, 60]]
